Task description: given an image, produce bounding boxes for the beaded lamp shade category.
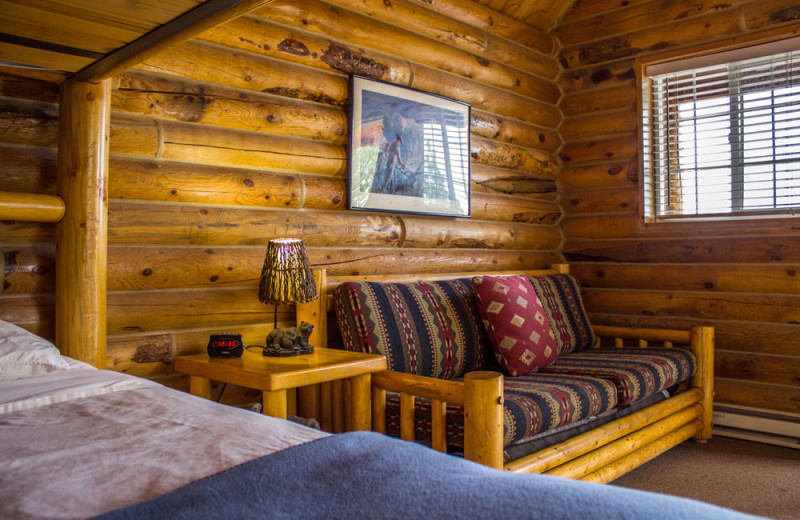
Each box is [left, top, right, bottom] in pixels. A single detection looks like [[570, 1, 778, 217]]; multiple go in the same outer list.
[[259, 239, 317, 329]]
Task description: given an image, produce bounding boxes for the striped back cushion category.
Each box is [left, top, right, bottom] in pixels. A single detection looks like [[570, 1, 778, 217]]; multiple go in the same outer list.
[[528, 274, 596, 355], [333, 279, 491, 379]]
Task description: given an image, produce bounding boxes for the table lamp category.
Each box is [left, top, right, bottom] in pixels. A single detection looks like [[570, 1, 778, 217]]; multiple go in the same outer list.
[[258, 238, 318, 356]]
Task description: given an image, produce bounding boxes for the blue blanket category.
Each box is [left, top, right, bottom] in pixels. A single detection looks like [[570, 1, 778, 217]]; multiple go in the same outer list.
[[96, 431, 762, 520]]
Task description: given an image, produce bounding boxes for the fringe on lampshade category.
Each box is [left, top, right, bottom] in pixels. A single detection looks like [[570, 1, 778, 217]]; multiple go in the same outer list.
[[258, 238, 318, 304]]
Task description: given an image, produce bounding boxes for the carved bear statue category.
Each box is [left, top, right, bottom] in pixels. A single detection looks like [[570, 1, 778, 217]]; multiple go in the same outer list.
[[265, 321, 314, 356]]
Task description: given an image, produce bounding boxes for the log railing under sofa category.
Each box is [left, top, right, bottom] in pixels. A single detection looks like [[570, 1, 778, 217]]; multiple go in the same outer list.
[[304, 265, 714, 482]]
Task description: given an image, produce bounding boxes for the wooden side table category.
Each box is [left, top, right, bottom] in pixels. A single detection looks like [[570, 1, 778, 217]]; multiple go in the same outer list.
[[175, 348, 386, 431]]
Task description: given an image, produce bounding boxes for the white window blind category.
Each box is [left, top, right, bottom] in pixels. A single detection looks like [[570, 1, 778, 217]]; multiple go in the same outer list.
[[642, 42, 800, 220]]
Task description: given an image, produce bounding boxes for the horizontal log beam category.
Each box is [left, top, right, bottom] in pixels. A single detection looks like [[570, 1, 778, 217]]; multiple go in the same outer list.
[[564, 235, 800, 264], [582, 288, 800, 324], [743, 0, 800, 29], [0, 71, 60, 103], [0, 144, 57, 193], [562, 212, 799, 240], [198, 14, 413, 85], [114, 70, 349, 145], [419, 0, 554, 54], [572, 262, 800, 295], [560, 110, 637, 142], [558, 59, 635, 93], [715, 377, 800, 414], [559, 135, 637, 165], [115, 70, 557, 153], [108, 155, 345, 211], [0, 97, 59, 148], [251, 0, 560, 103], [0, 245, 54, 295], [470, 110, 560, 153], [471, 192, 560, 224], [0, 220, 54, 243], [138, 39, 349, 106], [557, 0, 736, 47], [107, 200, 562, 250], [560, 85, 635, 117], [562, 186, 637, 214], [0, 191, 64, 222], [558, 161, 637, 190], [323, 0, 558, 79], [560, 10, 740, 69], [716, 349, 800, 387], [471, 137, 559, 178], [472, 164, 557, 197], [0, 293, 54, 338], [107, 286, 291, 334]]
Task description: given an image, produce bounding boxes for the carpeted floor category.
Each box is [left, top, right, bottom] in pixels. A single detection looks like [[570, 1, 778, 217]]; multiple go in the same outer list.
[[612, 436, 800, 519]]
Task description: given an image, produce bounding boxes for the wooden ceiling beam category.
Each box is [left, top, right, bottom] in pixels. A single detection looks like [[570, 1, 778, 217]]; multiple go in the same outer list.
[[69, 0, 271, 83]]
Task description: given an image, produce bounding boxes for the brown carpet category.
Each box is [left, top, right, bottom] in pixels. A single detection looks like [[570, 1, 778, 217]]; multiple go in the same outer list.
[[612, 436, 800, 519]]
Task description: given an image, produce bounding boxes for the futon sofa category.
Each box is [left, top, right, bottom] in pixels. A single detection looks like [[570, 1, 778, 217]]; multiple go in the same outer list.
[[313, 265, 713, 482]]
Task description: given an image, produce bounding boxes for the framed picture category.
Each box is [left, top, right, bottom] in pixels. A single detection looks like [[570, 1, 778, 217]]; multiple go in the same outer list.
[[347, 75, 471, 217]]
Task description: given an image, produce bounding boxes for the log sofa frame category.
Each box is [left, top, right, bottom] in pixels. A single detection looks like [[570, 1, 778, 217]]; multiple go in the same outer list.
[[307, 265, 714, 483]]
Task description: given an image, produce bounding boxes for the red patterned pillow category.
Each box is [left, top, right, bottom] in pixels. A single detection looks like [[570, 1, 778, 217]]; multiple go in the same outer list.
[[472, 275, 558, 376]]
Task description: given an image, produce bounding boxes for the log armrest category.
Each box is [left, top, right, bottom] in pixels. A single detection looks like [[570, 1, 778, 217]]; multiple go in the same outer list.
[[371, 370, 505, 469], [592, 324, 715, 441]]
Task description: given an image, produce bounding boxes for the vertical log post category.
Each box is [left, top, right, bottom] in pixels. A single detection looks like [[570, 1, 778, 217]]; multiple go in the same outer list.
[[56, 79, 111, 367], [464, 371, 504, 469], [690, 325, 715, 441]]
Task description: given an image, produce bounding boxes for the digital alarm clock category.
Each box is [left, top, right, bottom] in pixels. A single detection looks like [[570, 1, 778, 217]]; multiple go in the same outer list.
[[207, 333, 244, 358]]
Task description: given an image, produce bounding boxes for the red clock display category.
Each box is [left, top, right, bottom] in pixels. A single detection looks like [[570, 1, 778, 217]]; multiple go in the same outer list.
[[207, 333, 244, 358]]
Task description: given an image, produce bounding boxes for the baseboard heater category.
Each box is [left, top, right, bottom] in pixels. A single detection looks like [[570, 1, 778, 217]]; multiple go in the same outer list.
[[713, 404, 800, 450]]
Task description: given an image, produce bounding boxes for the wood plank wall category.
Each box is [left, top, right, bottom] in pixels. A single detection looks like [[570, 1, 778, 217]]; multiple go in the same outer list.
[[555, 0, 800, 414], [0, 0, 563, 389]]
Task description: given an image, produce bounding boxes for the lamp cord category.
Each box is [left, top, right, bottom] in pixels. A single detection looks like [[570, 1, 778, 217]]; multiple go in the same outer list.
[[215, 382, 227, 402]]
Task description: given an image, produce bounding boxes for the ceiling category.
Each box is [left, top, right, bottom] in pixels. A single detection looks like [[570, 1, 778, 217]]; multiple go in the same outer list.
[[0, 0, 574, 82], [472, 0, 577, 32], [0, 0, 205, 79], [0, 0, 275, 82]]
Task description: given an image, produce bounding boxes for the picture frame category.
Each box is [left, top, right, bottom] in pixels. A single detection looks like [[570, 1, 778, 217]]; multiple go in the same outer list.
[[347, 75, 471, 218]]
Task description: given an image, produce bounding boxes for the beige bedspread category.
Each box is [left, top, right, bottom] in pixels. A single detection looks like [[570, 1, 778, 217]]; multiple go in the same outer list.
[[0, 366, 328, 519]]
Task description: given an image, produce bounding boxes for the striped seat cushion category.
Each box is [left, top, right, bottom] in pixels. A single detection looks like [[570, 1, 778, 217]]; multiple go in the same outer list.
[[541, 348, 697, 405], [333, 279, 491, 379], [385, 372, 618, 449]]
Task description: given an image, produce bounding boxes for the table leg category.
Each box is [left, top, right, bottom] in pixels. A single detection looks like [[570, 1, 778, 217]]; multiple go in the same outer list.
[[189, 375, 211, 400], [349, 373, 372, 431], [263, 389, 288, 419]]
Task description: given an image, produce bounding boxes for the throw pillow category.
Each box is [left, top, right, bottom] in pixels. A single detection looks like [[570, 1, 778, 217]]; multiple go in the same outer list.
[[472, 275, 558, 376], [0, 320, 70, 381]]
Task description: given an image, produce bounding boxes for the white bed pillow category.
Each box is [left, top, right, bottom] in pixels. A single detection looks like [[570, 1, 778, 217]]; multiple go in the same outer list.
[[0, 320, 70, 381]]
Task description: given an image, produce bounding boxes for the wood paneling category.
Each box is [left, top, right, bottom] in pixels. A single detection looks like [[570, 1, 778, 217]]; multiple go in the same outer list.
[[557, 0, 800, 414], [0, 1, 563, 383]]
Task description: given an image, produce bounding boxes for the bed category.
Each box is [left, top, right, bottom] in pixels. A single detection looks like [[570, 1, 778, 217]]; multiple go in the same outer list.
[[0, 319, 765, 520]]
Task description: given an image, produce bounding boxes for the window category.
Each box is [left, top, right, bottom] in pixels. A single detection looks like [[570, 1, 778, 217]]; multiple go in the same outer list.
[[642, 39, 800, 221]]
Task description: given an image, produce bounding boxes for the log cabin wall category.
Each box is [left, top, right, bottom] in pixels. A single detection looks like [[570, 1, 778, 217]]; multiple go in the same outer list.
[[555, 0, 800, 414], [0, 0, 563, 389]]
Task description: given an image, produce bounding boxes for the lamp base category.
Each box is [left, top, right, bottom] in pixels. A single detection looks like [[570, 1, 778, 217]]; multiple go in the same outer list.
[[262, 345, 314, 357]]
